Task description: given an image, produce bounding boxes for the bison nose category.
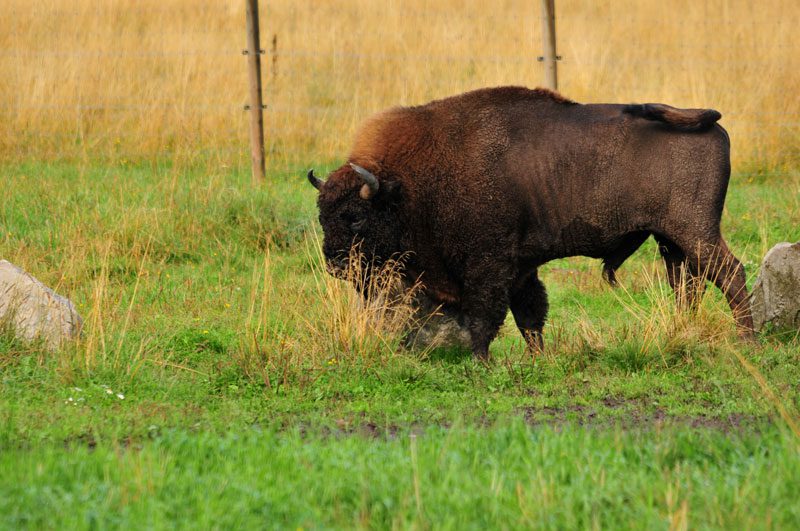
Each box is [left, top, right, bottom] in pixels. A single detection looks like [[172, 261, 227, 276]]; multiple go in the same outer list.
[[322, 246, 345, 267]]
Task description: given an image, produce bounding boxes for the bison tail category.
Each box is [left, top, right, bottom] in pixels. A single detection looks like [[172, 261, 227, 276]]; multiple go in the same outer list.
[[623, 103, 721, 132]]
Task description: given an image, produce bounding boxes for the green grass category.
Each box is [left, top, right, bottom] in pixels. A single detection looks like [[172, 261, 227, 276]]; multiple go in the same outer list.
[[2, 423, 799, 529], [2, 160, 800, 529]]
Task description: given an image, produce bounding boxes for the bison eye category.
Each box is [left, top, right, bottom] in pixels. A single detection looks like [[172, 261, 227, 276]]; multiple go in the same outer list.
[[350, 218, 366, 232]]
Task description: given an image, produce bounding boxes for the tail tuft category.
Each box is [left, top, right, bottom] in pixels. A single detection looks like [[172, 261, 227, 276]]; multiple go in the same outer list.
[[623, 103, 721, 131]]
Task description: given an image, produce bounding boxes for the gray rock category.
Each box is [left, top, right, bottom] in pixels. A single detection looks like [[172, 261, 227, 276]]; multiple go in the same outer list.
[[365, 278, 472, 350], [0, 260, 83, 350], [403, 292, 472, 350], [750, 242, 800, 332]]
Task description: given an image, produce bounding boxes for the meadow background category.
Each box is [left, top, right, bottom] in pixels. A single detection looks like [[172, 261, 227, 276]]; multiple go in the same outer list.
[[2, 0, 800, 169], [2, 0, 800, 528]]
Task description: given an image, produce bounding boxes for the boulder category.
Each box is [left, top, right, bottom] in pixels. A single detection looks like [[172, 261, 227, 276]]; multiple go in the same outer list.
[[0, 260, 83, 350], [366, 278, 472, 350], [750, 242, 800, 332], [403, 291, 472, 350]]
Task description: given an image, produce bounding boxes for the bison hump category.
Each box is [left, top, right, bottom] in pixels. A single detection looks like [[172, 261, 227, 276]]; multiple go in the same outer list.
[[623, 103, 721, 132]]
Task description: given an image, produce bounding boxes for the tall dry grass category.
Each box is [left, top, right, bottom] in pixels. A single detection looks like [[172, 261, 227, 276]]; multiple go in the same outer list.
[[233, 234, 424, 390], [1, 0, 799, 169]]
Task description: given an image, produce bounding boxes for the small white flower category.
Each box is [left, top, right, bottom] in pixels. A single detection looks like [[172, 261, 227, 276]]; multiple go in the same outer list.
[[67, 397, 74, 402], [106, 389, 113, 395], [116, 393, 125, 400]]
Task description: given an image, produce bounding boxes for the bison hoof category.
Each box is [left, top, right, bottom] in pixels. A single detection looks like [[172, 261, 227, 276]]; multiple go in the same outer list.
[[472, 350, 492, 363]]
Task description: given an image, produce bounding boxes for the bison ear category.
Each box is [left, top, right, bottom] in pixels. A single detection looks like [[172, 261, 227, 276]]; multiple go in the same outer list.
[[359, 180, 401, 201], [359, 183, 373, 200]]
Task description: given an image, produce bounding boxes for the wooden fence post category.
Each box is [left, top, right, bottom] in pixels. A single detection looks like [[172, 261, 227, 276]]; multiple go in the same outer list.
[[245, 0, 266, 183], [539, 0, 559, 91]]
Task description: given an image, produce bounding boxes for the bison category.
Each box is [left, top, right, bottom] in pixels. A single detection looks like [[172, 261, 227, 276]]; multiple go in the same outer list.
[[307, 86, 754, 360]]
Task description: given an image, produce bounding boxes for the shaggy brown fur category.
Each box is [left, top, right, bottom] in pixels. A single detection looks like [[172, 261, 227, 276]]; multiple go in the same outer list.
[[310, 86, 754, 359]]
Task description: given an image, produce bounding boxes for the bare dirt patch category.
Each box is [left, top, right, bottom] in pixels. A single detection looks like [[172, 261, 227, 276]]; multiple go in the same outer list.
[[522, 397, 768, 434]]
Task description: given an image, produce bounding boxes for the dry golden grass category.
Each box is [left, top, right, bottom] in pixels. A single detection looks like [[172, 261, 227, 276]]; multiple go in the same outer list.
[[232, 234, 424, 389], [544, 258, 735, 371], [2, 0, 799, 168]]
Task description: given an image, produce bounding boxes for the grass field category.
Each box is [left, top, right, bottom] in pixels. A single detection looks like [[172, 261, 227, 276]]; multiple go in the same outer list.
[[2, 161, 800, 528], [2, 0, 800, 528]]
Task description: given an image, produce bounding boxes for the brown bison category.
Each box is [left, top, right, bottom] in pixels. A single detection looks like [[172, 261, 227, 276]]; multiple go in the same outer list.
[[308, 86, 754, 360]]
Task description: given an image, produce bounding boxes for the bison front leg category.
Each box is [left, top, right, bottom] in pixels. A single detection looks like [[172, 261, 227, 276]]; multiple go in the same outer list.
[[509, 269, 548, 353], [461, 263, 514, 361], [465, 306, 508, 361]]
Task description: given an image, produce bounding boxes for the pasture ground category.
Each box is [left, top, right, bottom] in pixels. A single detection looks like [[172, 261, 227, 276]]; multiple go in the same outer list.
[[1, 160, 800, 528]]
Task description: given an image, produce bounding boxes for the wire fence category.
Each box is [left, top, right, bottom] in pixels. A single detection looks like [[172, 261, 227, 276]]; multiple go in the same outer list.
[[1, 0, 799, 170]]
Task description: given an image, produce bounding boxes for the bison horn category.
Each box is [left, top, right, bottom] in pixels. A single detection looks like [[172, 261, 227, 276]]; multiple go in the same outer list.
[[307, 169, 324, 190], [350, 163, 379, 197]]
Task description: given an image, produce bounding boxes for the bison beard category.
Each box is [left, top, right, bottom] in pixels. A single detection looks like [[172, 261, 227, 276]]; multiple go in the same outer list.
[[308, 86, 755, 360]]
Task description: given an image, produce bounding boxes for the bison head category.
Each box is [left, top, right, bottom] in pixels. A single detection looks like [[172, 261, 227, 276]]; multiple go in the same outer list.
[[308, 163, 405, 284]]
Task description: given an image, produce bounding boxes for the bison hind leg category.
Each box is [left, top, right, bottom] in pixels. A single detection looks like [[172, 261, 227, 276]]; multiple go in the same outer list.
[[654, 234, 705, 309], [667, 235, 754, 337], [602, 263, 618, 286], [654, 232, 754, 338], [601, 231, 650, 286]]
